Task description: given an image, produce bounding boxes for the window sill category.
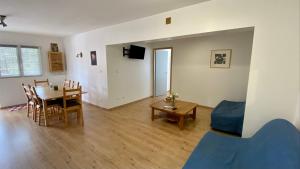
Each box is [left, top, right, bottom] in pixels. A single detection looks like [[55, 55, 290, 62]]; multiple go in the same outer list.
[[0, 74, 43, 79]]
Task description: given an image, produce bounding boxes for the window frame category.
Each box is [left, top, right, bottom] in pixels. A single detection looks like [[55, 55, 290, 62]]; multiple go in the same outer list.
[[0, 44, 43, 79]]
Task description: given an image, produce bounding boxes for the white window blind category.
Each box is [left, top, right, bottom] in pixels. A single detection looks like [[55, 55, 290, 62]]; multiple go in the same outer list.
[[0, 44, 42, 78], [0, 45, 20, 77], [21, 46, 42, 76]]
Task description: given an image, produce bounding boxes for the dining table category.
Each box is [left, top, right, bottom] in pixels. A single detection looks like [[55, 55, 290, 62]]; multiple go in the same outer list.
[[35, 86, 87, 126]]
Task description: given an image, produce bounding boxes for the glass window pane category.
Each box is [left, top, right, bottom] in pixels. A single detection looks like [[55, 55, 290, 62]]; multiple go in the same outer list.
[[21, 47, 42, 76], [0, 46, 20, 77]]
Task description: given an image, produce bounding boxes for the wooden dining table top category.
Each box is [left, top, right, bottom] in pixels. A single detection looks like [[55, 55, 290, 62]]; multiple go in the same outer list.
[[35, 86, 87, 101]]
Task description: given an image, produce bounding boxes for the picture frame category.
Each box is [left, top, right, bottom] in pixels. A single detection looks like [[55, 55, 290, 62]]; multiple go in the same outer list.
[[90, 51, 97, 66], [50, 43, 59, 52], [210, 49, 232, 68]]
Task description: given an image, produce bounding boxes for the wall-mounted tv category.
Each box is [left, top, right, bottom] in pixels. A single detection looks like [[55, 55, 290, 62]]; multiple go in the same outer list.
[[129, 45, 145, 60]]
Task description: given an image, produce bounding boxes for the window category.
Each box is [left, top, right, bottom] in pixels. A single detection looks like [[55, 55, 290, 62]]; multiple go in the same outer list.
[[21, 46, 42, 76], [0, 45, 20, 77], [0, 44, 42, 78]]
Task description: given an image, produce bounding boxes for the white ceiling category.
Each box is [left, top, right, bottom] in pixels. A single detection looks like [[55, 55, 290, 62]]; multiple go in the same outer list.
[[0, 0, 208, 37]]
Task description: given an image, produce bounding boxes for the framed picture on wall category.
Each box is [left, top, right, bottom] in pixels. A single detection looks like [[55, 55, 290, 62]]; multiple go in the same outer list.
[[90, 51, 97, 66], [210, 49, 232, 68], [50, 43, 59, 52]]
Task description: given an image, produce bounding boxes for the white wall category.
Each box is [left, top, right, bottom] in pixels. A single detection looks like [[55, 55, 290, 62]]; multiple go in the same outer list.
[[63, 33, 109, 107], [64, 0, 300, 137], [150, 30, 253, 107], [106, 44, 152, 108], [297, 3, 300, 131], [0, 31, 65, 108]]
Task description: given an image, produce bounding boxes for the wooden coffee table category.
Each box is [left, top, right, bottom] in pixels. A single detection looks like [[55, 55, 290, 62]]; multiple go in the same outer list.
[[151, 100, 197, 130]]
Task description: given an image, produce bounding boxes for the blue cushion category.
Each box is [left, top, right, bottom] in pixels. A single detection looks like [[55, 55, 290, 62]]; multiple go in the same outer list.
[[183, 119, 300, 169], [211, 100, 245, 135], [234, 119, 300, 169], [183, 132, 246, 169]]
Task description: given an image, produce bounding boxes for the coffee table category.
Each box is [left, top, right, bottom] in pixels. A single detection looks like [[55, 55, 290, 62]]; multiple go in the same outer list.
[[151, 100, 197, 130]]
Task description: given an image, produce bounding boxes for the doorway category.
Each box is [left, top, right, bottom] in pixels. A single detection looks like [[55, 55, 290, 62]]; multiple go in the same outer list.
[[153, 48, 172, 96]]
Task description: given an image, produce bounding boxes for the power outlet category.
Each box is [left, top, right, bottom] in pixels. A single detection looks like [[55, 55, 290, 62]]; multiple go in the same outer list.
[[165, 17, 171, 25]]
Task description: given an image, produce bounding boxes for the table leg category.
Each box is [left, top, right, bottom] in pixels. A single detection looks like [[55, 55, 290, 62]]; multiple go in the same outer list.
[[178, 116, 185, 130], [42, 100, 48, 127], [192, 107, 197, 120], [151, 108, 155, 121]]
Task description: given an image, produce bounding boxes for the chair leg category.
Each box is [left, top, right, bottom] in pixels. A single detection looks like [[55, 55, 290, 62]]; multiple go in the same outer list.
[[64, 110, 68, 127], [80, 109, 84, 127], [38, 108, 42, 126], [58, 108, 62, 121], [59, 107, 63, 121], [33, 105, 37, 122], [76, 110, 80, 125], [32, 105, 35, 121], [76, 110, 83, 126], [57, 107, 62, 121], [27, 102, 30, 117], [53, 107, 59, 121]]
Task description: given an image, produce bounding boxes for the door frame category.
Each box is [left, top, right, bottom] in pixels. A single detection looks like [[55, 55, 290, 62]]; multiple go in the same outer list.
[[153, 47, 173, 97]]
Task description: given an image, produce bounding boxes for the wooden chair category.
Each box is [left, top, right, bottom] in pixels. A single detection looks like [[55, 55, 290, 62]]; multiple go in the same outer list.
[[31, 86, 62, 125], [63, 80, 71, 88], [62, 86, 84, 126], [22, 83, 35, 118], [30, 86, 42, 123], [34, 79, 49, 87]]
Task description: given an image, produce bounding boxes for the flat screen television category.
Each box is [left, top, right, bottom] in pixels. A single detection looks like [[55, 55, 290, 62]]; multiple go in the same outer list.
[[129, 45, 145, 59]]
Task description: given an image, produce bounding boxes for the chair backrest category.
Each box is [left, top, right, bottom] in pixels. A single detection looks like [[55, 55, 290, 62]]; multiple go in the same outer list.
[[22, 83, 33, 101], [63, 86, 82, 108], [30, 86, 41, 105], [34, 79, 49, 87], [63, 80, 71, 88], [71, 81, 80, 89]]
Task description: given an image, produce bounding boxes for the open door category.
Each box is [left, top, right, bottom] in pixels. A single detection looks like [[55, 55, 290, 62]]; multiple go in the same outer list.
[[154, 48, 172, 96]]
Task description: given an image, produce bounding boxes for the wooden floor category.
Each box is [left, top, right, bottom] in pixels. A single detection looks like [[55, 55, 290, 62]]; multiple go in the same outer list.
[[0, 97, 213, 169]]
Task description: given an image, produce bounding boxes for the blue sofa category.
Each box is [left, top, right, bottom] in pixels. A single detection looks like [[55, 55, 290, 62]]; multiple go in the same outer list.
[[211, 100, 246, 135], [183, 119, 300, 169]]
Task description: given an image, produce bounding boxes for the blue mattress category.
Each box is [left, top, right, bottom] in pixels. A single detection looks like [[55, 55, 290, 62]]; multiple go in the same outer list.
[[183, 119, 300, 169], [211, 100, 245, 135]]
